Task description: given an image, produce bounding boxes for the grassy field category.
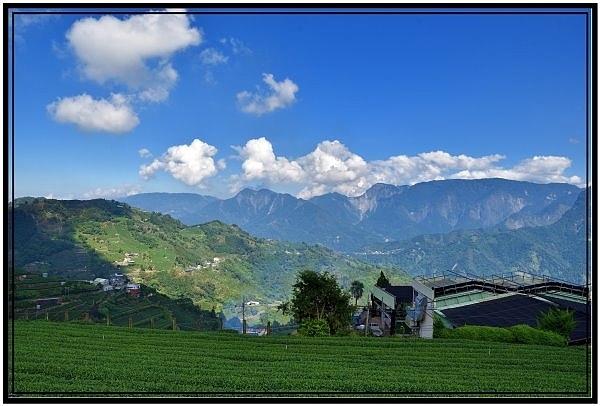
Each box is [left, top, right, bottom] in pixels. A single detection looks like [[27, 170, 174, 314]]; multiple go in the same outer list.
[[7, 320, 591, 399]]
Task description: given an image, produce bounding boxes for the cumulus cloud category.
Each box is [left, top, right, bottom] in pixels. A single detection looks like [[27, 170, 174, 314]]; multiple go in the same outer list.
[[232, 138, 582, 198], [49, 11, 202, 134], [83, 184, 142, 199], [66, 12, 201, 99], [139, 139, 222, 187], [46, 93, 139, 133], [368, 151, 507, 187], [296, 141, 370, 198], [237, 73, 299, 115], [234, 137, 305, 184]]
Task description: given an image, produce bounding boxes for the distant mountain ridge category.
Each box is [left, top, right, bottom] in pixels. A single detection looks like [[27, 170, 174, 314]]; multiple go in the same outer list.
[[121, 193, 218, 226], [354, 188, 590, 285], [119, 179, 582, 251]]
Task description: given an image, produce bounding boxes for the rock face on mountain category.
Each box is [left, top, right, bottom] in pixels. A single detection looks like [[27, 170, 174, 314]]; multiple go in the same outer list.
[[355, 188, 589, 285], [341, 178, 580, 243], [120, 179, 582, 252]]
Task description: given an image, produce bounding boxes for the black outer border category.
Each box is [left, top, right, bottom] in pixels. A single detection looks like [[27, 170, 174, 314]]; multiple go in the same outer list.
[[4, 2, 597, 403]]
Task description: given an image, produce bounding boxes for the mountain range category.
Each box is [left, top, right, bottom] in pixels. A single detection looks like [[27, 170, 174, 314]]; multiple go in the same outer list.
[[356, 187, 590, 285], [120, 178, 583, 251], [8, 178, 589, 306], [118, 178, 589, 284]]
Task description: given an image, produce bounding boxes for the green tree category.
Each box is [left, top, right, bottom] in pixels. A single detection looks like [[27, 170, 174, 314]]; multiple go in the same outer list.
[[276, 301, 290, 316], [350, 280, 365, 306], [537, 307, 576, 339], [375, 271, 390, 288], [290, 269, 353, 335]]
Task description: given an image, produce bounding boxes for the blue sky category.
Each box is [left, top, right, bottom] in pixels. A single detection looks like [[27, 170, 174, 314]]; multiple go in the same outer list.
[[8, 7, 591, 200]]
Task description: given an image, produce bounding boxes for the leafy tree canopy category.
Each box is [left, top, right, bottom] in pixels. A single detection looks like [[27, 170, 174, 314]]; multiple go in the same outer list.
[[290, 269, 353, 335]]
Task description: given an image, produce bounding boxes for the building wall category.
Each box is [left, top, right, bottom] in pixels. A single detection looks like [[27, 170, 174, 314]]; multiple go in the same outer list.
[[418, 300, 434, 339]]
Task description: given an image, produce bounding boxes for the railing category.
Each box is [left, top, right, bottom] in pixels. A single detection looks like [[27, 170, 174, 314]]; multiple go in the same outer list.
[[419, 269, 589, 299]]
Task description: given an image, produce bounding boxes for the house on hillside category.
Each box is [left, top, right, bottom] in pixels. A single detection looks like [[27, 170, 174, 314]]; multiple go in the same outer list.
[[126, 283, 140, 298], [109, 273, 127, 289]]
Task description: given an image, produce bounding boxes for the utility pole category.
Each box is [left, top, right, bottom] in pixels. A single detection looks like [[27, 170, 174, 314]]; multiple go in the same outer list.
[[242, 301, 246, 335], [365, 305, 369, 337]]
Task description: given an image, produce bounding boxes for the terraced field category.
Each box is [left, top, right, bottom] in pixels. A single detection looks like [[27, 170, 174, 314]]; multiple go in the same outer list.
[[7, 320, 591, 399]]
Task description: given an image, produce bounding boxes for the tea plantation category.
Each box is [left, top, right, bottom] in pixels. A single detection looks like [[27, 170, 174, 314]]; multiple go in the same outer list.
[[7, 320, 591, 399]]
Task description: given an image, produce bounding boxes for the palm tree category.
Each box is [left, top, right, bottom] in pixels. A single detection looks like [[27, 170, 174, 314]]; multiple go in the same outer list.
[[350, 280, 365, 306], [276, 301, 290, 316]]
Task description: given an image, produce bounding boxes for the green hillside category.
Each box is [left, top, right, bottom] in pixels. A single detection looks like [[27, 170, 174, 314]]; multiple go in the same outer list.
[[8, 198, 408, 311], [9, 272, 222, 331], [8, 321, 590, 397]]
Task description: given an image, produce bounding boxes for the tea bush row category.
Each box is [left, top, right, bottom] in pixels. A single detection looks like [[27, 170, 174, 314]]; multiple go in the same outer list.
[[8, 321, 589, 396]]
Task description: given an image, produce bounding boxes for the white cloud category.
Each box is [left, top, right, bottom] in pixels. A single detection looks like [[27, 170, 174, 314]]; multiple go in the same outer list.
[[135, 62, 179, 103], [200, 48, 228, 65], [220, 37, 252, 55], [83, 184, 142, 199], [67, 12, 200, 85], [139, 139, 222, 187], [297, 141, 369, 198], [48, 11, 202, 134], [237, 73, 299, 115], [65, 12, 201, 103], [234, 137, 305, 184], [46, 93, 139, 133], [138, 148, 152, 158], [231, 137, 582, 198], [368, 151, 507, 187]]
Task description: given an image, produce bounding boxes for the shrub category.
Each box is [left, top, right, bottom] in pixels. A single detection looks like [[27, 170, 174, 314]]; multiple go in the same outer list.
[[536, 307, 576, 339], [432, 314, 447, 338], [508, 324, 566, 347], [297, 319, 330, 337], [441, 324, 566, 347]]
